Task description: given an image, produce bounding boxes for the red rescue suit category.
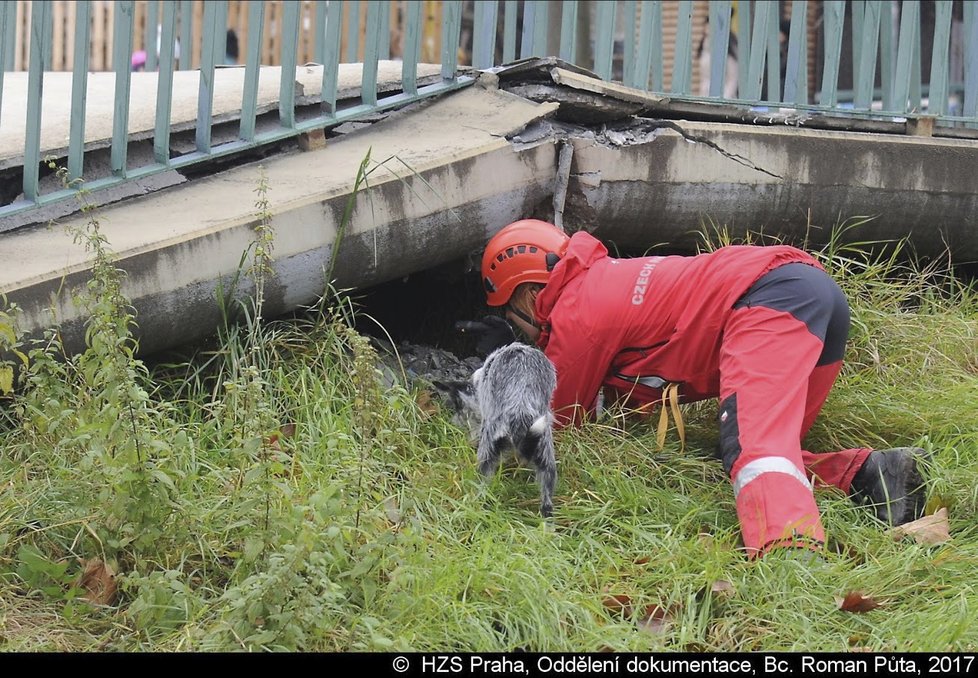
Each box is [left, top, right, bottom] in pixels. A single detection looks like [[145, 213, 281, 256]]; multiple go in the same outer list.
[[534, 232, 872, 555]]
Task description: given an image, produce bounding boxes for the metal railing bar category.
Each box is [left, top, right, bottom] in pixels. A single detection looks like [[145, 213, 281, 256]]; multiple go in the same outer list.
[[783, 0, 807, 104], [110, 1, 135, 177], [819, 0, 845, 107], [441, 0, 461, 81], [279, 0, 301, 127], [672, 0, 693, 93], [892, 0, 920, 114], [503, 0, 517, 64], [879, 0, 895, 110], [764, 0, 780, 102], [22, 1, 50, 202], [401, 0, 420, 97], [855, 1, 882, 111], [345, 0, 360, 63], [708, 1, 732, 98], [240, 1, 265, 141], [558, 0, 577, 64], [928, 0, 953, 116], [519, 0, 535, 59], [593, 0, 615, 81], [622, 0, 637, 87], [473, 0, 498, 69], [532, 0, 549, 59], [153, 1, 177, 164], [68, 1, 92, 181], [361, 0, 382, 106], [195, 0, 224, 153]]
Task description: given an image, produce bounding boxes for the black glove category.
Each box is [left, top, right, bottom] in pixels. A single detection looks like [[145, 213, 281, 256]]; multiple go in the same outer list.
[[455, 315, 517, 357]]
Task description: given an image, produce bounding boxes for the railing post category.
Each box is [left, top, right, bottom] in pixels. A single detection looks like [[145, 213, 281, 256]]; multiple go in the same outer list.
[[195, 0, 224, 153], [441, 0, 461, 81], [473, 0, 499, 69], [594, 0, 616, 81], [559, 0, 578, 65], [708, 0, 732, 98], [23, 0, 52, 202], [503, 0, 518, 64], [671, 0, 693, 93], [111, 1, 135, 177], [69, 1, 93, 181], [892, 0, 920, 114], [361, 0, 383, 106], [401, 0, 421, 97], [819, 0, 845, 107], [154, 0, 177, 164], [279, 0, 301, 127], [854, 1, 882, 111], [928, 0, 953, 116], [240, 1, 265, 141], [783, 0, 807, 105]]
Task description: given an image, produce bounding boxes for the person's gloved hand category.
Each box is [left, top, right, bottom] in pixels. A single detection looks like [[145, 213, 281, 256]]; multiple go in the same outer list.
[[455, 315, 517, 357]]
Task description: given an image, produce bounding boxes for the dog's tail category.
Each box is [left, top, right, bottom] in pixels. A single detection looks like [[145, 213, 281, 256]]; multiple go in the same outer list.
[[518, 414, 550, 460]]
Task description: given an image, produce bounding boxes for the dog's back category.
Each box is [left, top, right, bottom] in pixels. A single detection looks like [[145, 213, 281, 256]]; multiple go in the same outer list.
[[473, 343, 557, 516]]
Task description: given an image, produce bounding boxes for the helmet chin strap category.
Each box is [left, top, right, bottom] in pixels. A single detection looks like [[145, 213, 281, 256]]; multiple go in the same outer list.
[[508, 305, 538, 328]]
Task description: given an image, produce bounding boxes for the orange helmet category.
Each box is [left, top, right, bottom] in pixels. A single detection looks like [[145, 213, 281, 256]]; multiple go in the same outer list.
[[481, 219, 570, 307]]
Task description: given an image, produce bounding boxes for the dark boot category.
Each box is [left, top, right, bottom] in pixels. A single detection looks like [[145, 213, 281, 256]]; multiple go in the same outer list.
[[849, 447, 928, 526]]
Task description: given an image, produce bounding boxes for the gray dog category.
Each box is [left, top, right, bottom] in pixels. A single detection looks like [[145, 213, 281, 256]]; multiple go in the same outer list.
[[472, 342, 558, 517]]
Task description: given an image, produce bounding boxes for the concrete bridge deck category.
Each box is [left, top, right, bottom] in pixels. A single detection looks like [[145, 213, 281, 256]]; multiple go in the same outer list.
[[2, 62, 977, 357]]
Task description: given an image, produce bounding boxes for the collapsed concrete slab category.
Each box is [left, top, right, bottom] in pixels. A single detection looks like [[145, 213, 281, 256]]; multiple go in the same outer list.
[[1, 83, 558, 355]]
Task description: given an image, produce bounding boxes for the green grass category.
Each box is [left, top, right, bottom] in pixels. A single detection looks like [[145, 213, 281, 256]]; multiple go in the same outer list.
[[1, 231, 977, 652]]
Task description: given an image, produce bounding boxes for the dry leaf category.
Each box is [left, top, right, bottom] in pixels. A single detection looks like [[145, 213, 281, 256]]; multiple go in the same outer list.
[[891, 507, 951, 546], [280, 423, 297, 439], [415, 390, 440, 416], [76, 558, 117, 606], [710, 580, 735, 598], [633, 556, 651, 565], [601, 592, 633, 618], [835, 590, 881, 613], [637, 604, 677, 635]]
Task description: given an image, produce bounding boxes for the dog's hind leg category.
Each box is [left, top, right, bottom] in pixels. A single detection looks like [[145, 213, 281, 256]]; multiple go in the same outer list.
[[477, 427, 507, 478], [521, 418, 556, 517]]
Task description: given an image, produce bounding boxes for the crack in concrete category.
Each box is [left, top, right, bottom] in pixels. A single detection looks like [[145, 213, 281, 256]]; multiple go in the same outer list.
[[648, 120, 785, 180]]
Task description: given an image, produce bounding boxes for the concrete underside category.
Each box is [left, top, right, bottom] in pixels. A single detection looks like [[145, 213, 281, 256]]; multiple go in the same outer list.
[[2, 63, 977, 357]]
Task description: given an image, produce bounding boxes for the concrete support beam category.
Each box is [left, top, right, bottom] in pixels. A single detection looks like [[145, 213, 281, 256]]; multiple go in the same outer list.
[[562, 119, 978, 261]]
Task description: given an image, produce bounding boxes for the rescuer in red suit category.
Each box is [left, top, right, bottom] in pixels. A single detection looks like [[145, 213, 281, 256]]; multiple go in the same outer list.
[[481, 219, 928, 557]]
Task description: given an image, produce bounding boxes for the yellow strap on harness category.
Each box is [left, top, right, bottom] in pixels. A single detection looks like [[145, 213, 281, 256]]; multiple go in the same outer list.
[[655, 383, 686, 451]]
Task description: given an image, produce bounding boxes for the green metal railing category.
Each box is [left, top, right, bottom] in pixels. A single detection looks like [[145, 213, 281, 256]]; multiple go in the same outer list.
[[0, 0, 470, 225], [2, 1, 977, 227]]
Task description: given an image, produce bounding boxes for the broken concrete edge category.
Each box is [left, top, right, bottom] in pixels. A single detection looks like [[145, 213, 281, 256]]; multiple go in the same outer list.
[[507, 59, 978, 140]]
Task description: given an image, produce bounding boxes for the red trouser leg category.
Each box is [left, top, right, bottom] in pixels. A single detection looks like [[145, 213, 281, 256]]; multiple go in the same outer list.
[[800, 361, 872, 493], [719, 306, 829, 555]]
